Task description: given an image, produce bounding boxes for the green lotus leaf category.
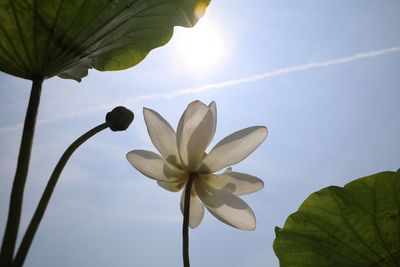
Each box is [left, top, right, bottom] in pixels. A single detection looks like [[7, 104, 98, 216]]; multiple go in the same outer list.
[[0, 0, 210, 81], [274, 169, 400, 267]]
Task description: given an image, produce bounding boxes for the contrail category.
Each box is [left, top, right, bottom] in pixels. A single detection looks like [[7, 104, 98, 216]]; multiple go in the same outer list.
[[1, 46, 399, 133], [170, 46, 400, 95]]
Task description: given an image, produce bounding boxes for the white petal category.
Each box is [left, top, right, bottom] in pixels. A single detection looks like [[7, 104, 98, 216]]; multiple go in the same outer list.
[[200, 126, 268, 173], [180, 186, 205, 228], [157, 180, 186, 192], [195, 179, 256, 231], [208, 101, 217, 138], [143, 108, 182, 166], [126, 150, 185, 182], [201, 172, 264, 196], [176, 101, 216, 171]]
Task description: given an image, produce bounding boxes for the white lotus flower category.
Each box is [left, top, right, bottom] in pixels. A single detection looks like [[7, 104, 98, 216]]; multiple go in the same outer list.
[[126, 100, 267, 230]]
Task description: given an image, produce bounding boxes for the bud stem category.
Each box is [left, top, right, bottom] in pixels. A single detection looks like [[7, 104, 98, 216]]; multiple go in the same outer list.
[[13, 122, 109, 267]]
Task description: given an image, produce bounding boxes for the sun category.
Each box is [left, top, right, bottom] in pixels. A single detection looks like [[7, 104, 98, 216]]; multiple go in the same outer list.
[[174, 18, 225, 69]]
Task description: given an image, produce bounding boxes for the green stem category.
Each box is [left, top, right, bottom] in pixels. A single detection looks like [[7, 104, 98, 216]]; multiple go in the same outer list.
[[0, 77, 44, 266], [183, 174, 195, 267], [12, 122, 109, 267]]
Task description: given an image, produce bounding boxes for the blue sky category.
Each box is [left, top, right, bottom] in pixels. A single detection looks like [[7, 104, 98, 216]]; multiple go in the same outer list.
[[1, 1, 400, 266]]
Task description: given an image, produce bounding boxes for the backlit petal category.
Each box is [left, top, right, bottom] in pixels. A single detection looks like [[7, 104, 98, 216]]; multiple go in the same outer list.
[[180, 186, 205, 228], [200, 126, 267, 173], [176, 101, 216, 171], [143, 108, 181, 166], [208, 101, 217, 138], [157, 180, 187, 192], [195, 179, 256, 231], [201, 172, 264, 196], [126, 150, 185, 182]]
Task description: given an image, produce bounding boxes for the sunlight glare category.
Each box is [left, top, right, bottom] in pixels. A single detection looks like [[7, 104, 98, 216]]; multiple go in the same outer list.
[[174, 18, 225, 69]]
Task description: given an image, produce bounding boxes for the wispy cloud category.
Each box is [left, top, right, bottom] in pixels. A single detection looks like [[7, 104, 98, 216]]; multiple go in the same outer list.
[[0, 124, 24, 133], [1, 46, 399, 133]]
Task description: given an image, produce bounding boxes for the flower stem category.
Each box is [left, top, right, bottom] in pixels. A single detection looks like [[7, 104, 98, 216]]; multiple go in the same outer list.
[[12, 122, 109, 267], [0, 77, 44, 266], [183, 173, 195, 267]]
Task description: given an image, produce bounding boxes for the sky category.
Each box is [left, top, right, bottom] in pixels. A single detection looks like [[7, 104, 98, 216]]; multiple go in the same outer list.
[[1, 1, 400, 266]]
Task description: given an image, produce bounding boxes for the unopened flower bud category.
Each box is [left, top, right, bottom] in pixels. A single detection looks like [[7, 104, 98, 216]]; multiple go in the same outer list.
[[106, 106, 134, 131]]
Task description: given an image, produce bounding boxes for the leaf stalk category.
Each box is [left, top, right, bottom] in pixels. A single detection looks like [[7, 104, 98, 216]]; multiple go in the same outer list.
[[0, 77, 44, 266]]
